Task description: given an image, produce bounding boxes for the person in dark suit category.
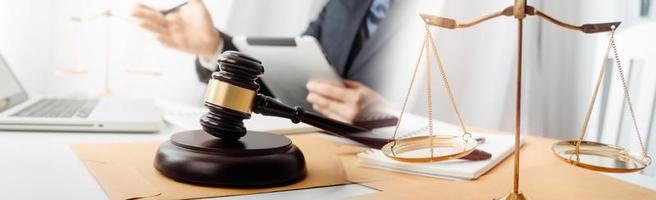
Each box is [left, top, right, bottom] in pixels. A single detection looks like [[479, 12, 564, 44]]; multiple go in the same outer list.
[[132, 0, 412, 123]]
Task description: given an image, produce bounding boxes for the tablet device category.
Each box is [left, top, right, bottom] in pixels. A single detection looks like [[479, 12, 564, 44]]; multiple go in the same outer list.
[[233, 36, 343, 111]]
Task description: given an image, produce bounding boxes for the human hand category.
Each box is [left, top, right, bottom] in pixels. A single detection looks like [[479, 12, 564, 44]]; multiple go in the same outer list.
[[131, 0, 221, 60], [306, 80, 385, 123]]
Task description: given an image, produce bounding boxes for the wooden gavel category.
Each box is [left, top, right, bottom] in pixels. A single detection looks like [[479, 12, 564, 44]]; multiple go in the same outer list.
[[201, 51, 490, 160]]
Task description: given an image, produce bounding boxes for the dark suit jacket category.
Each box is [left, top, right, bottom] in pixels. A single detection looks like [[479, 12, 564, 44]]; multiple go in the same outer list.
[[196, 0, 414, 96]]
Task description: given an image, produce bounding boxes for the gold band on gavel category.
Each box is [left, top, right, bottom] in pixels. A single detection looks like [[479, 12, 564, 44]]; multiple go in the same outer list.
[[204, 79, 256, 114]]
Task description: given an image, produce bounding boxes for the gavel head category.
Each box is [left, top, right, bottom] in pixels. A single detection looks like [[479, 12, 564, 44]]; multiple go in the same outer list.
[[200, 51, 264, 140]]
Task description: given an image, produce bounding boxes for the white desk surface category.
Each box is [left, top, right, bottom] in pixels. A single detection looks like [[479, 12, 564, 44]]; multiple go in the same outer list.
[[0, 113, 377, 200], [0, 114, 654, 199]]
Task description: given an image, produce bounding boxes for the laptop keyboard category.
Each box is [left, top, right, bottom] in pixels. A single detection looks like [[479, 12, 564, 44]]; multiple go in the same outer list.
[[11, 98, 99, 118]]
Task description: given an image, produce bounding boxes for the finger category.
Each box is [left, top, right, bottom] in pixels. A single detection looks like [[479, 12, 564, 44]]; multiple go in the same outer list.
[[132, 4, 167, 27], [312, 105, 350, 123], [342, 80, 380, 105], [136, 19, 167, 35], [165, 12, 187, 50], [306, 80, 350, 102], [307, 93, 357, 121], [307, 93, 352, 113], [343, 80, 364, 88], [306, 93, 330, 108], [155, 34, 176, 48], [307, 93, 355, 116]]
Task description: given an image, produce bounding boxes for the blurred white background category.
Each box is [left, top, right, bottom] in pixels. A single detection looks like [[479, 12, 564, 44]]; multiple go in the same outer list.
[[0, 0, 655, 175], [0, 0, 326, 105]]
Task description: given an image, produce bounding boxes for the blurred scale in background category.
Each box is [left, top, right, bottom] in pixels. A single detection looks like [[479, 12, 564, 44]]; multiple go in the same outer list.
[[0, 0, 203, 104], [0, 0, 326, 106]]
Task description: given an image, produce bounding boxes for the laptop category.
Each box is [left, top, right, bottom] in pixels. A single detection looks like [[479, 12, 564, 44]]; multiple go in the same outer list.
[[0, 53, 163, 132]]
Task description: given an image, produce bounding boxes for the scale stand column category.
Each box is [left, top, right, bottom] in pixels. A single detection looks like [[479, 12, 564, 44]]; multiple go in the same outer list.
[[500, 0, 528, 199]]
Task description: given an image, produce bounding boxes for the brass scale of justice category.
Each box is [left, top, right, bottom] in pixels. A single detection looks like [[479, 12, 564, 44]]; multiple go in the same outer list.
[[380, 0, 653, 199]]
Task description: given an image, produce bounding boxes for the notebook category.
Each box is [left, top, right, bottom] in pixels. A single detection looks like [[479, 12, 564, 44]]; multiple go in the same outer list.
[[357, 121, 523, 180]]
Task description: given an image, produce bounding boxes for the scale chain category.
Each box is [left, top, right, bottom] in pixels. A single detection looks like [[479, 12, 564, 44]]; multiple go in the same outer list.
[[574, 29, 614, 159], [425, 26, 435, 159], [426, 25, 470, 138], [609, 30, 648, 157], [389, 32, 429, 153], [389, 24, 471, 159]]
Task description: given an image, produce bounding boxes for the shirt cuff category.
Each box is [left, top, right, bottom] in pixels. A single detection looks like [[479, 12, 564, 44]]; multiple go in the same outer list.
[[199, 42, 225, 72]]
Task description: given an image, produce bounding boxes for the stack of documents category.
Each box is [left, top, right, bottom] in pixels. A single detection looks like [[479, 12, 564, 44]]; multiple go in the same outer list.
[[358, 114, 522, 180]]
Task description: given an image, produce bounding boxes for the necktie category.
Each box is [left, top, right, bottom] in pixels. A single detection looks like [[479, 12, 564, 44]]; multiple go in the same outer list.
[[366, 0, 391, 37], [343, 0, 391, 76]]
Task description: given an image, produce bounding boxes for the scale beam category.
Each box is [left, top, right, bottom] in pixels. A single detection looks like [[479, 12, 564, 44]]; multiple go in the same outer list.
[[420, 6, 620, 34]]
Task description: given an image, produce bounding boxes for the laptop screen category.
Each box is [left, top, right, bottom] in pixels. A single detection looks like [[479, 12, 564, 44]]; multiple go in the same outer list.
[[0, 54, 28, 113]]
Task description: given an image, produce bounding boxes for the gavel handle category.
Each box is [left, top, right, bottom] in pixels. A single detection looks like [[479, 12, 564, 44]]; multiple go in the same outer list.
[[253, 94, 368, 133], [252, 94, 490, 161]]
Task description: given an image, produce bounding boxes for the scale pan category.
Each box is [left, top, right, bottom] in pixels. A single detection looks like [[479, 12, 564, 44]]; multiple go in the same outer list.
[[552, 140, 651, 173], [382, 135, 478, 163]]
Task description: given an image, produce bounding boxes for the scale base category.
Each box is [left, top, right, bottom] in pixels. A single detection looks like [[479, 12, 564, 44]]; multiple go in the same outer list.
[[498, 192, 529, 200], [154, 130, 306, 187]]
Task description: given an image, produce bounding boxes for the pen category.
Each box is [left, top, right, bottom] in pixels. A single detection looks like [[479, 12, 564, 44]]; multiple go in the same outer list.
[[161, 1, 188, 15]]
